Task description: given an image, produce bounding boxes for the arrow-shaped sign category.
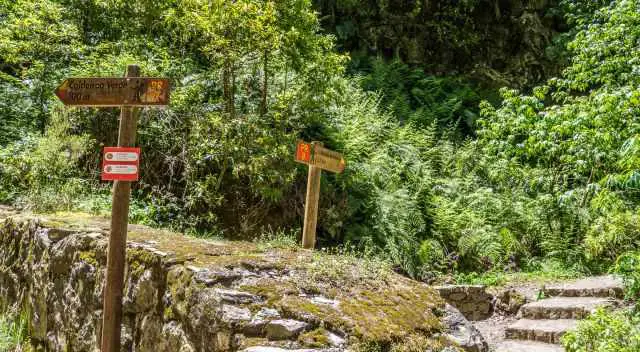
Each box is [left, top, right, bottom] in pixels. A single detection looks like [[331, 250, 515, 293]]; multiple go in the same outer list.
[[294, 141, 345, 174], [55, 77, 169, 106]]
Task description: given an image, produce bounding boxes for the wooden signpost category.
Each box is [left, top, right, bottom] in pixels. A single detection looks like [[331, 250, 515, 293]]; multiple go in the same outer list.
[[55, 77, 169, 106], [55, 65, 169, 352], [295, 141, 346, 249]]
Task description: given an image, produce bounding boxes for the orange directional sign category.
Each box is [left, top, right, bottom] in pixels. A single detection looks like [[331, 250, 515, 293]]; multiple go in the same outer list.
[[295, 141, 345, 174], [55, 77, 169, 106]]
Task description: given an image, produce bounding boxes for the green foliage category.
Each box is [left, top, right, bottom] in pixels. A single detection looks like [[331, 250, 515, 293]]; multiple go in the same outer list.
[[417, 239, 447, 279], [562, 308, 640, 352], [255, 227, 300, 251], [614, 252, 640, 300], [0, 109, 94, 211], [0, 0, 634, 280], [1, 0, 347, 237], [0, 0, 82, 139], [0, 311, 31, 352], [560, 0, 611, 26], [358, 59, 480, 135], [454, 259, 583, 287], [325, 83, 437, 276], [585, 210, 640, 262], [456, 0, 640, 271]]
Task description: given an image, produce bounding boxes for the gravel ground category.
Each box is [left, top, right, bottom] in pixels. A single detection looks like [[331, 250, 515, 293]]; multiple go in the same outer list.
[[472, 281, 552, 351], [472, 314, 519, 351]]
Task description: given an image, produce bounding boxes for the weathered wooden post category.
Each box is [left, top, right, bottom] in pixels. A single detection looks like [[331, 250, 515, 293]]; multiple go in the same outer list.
[[302, 142, 323, 248], [55, 66, 169, 352], [294, 141, 346, 249], [100, 64, 139, 352]]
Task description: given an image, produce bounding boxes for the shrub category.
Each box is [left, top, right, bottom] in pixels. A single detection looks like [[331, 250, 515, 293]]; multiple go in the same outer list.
[[357, 59, 480, 135], [0, 109, 95, 212], [614, 251, 640, 301], [326, 84, 437, 276], [562, 308, 640, 352]]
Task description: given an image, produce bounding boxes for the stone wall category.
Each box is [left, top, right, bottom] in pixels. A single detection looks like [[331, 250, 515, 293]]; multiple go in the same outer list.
[[0, 213, 484, 352], [0, 219, 202, 352], [434, 286, 493, 321]]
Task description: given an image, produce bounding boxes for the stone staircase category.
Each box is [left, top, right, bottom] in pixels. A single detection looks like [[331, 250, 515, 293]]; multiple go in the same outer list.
[[495, 276, 624, 352]]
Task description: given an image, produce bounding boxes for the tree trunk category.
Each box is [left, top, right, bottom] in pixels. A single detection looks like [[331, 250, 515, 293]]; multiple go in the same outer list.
[[223, 59, 236, 118], [260, 49, 268, 116], [230, 62, 236, 118], [223, 59, 231, 114]]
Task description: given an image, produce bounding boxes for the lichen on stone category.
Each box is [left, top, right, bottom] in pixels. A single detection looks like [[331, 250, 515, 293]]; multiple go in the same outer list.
[[0, 209, 459, 352]]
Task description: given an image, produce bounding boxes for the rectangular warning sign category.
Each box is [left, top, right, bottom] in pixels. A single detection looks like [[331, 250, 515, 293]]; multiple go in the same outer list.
[[102, 147, 141, 181]]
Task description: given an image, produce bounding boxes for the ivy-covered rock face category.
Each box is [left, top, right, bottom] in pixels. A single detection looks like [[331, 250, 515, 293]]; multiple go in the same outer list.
[[313, 0, 600, 89], [0, 209, 475, 352]]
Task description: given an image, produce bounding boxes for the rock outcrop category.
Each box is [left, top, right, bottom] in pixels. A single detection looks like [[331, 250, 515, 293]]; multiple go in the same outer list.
[[442, 304, 489, 352], [493, 289, 528, 316], [435, 285, 493, 321], [0, 210, 479, 352]]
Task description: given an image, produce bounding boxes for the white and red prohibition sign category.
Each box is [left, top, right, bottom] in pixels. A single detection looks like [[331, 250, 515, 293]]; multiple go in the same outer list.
[[102, 147, 140, 181]]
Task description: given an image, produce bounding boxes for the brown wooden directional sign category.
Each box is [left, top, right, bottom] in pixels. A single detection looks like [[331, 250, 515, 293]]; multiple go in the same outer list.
[[294, 140, 345, 174], [55, 77, 169, 106], [313, 145, 346, 173], [295, 141, 346, 250]]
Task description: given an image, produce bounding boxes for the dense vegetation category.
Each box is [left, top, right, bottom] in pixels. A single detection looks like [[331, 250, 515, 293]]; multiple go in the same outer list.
[[316, 0, 570, 89], [1, 0, 639, 286], [563, 252, 640, 351]]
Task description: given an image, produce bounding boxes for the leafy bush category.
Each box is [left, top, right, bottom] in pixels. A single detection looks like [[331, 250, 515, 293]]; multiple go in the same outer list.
[[562, 308, 640, 352], [323, 83, 440, 276], [357, 59, 480, 135], [0, 109, 95, 212], [1, 0, 347, 235], [614, 252, 640, 300], [458, 0, 640, 271]]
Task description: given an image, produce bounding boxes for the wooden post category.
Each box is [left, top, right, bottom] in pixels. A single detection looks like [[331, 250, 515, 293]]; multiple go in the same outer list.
[[302, 142, 322, 249], [101, 64, 140, 352]]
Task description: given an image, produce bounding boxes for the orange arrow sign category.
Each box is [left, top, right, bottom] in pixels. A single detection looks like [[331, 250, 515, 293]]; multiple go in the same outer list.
[[55, 77, 169, 106]]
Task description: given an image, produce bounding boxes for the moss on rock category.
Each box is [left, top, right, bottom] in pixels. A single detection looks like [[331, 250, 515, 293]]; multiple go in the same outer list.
[[0, 209, 451, 351]]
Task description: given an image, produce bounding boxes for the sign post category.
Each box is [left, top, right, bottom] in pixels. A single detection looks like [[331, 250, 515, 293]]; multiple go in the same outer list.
[[295, 141, 346, 249], [101, 65, 139, 352], [55, 65, 169, 352]]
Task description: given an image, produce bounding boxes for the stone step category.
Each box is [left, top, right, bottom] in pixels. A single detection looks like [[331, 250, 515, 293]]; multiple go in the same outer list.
[[505, 319, 577, 344], [519, 297, 617, 319], [495, 340, 564, 352], [543, 275, 624, 298]]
